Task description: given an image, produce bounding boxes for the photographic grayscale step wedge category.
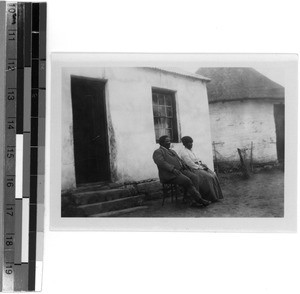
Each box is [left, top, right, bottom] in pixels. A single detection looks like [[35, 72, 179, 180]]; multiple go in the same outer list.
[[77, 194, 146, 216]]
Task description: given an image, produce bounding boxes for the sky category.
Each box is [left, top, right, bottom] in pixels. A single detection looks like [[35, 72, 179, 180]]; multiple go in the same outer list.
[[252, 67, 285, 86]]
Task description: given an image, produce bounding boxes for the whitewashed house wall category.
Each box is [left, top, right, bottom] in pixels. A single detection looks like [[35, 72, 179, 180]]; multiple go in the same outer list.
[[61, 67, 212, 191], [209, 100, 278, 163]]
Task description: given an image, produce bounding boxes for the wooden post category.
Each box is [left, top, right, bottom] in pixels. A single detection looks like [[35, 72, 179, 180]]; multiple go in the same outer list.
[[237, 148, 250, 179], [212, 141, 219, 175], [250, 141, 253, 172]]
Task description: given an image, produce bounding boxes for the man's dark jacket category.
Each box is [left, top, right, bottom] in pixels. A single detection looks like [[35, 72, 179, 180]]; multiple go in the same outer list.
[[153, 146, 188, 182]]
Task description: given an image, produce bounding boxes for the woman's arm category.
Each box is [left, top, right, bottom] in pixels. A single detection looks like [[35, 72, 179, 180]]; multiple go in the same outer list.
[[179, 149, 199, 169]]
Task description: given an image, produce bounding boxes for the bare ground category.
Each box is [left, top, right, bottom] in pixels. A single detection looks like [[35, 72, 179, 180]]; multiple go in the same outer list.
[[120, 169, 284, 217]]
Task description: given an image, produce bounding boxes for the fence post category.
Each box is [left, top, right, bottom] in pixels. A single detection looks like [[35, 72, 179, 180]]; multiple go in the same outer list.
[[237, 148, 250, 179], [250, 141, 253, 172], [212, 141, 219, 175]]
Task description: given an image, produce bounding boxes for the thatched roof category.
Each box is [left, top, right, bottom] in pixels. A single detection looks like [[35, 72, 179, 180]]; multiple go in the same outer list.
[[196, 67, 284, 103]]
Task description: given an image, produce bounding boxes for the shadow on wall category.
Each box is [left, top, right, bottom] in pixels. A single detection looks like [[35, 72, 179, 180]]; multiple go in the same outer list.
[[107, 105, 118, 182]]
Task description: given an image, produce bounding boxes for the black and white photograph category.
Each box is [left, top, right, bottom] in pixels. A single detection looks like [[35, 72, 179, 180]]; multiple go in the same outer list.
[[51, 53, 297, 231], [1, 0, 299, 293]]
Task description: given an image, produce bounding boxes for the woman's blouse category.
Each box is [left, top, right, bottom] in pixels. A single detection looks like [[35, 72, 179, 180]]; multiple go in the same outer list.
[[178, 147, 203, 170]]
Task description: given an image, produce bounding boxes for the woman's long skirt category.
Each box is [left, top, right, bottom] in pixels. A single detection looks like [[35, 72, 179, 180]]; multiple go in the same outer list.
[[194, 169, 224, 202]]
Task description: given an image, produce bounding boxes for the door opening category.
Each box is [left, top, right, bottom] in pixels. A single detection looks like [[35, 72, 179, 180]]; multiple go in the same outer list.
[[273, 103, 284, 164], [71, 75, 110, 185]]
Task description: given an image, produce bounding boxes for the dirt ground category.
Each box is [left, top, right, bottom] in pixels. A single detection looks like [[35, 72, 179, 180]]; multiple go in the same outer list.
[[121, 168, 284, 217]]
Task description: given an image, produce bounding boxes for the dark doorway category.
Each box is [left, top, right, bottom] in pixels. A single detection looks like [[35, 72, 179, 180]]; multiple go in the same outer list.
[[71, 75, 110, 185], [273, 103, 285, 164]]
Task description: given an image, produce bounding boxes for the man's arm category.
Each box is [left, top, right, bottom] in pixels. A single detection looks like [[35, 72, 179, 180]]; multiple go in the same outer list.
[[153, 149, 175, 172]]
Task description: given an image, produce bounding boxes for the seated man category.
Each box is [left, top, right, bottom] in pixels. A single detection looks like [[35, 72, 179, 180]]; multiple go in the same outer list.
[[153, 135, 210, 207]]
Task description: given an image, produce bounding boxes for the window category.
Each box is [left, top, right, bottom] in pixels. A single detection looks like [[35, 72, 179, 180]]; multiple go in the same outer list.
[[152, 89, 178, 142]]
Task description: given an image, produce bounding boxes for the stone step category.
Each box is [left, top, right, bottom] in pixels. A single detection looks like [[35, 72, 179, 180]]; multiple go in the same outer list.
[[72, 180, 162, 194], [90, 206, 149, 217], [135, 181, 162, 194], [71, 188, 133, 205], [72, 184, 110, 194], [73, 183, 111, 193], [74, 181, 130, 193], [78, 194, 146, 215]]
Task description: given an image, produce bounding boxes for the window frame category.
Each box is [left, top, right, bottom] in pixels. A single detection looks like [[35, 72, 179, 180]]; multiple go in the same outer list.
[[151, 87, 179, 143]]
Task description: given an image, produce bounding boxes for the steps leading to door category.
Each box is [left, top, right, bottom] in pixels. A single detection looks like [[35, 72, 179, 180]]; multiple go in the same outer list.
[[78, 195, 146, 216], [61, 179, 164, 217], [71, 188, 132, 205]]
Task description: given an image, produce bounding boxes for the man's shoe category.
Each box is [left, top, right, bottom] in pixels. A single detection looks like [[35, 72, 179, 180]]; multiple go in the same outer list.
[[190, 202, 203, 208], [196, 197, 211, 206]]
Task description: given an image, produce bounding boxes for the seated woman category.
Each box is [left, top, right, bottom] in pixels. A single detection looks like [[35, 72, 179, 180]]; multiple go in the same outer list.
[[178, 136, 224, 202]]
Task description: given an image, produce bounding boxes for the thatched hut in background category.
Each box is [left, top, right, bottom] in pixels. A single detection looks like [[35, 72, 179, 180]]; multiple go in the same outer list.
[[196, 67, 285, 171]]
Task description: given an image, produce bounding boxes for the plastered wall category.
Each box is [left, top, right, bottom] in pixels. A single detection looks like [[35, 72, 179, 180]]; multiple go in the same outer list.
[[209, 100, 278, 163]]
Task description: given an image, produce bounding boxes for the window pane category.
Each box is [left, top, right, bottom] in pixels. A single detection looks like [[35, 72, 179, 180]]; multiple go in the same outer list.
[[153, 106, 159, 117], [155, 128, 168, 141], [158, 94, 164, 105], [166, 118, 172, 128], [157, 106, 166, 117], [165, 129, 173, 140], [152, 93, 158, 106], [165, 95, 172, 106], [154, 117, 165, 129], [153, 106, 166, 118], [166, 106, 173, 117]]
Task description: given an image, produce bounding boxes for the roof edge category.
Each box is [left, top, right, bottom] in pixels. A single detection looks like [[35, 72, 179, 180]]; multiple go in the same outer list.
[[209, 97, 285, 104], [143, 67, 211, 82]]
